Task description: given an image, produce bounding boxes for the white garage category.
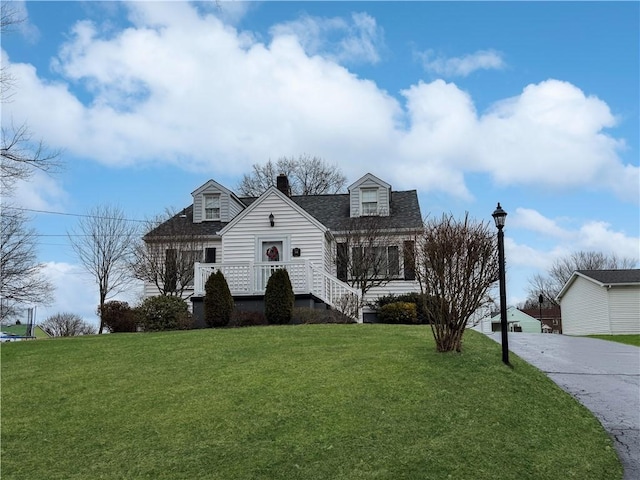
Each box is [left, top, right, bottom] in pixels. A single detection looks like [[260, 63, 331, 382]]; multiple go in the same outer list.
[[556, 269, 640, 335]]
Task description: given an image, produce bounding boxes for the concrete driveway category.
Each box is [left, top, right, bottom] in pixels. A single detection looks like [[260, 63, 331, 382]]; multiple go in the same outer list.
[[488, 333, 640, 480]]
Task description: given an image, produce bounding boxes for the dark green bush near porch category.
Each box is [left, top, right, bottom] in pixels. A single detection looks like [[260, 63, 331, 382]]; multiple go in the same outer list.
[[229, 310, 268, 327], [99, 300, 138, 332], [292, 307, 356, 324], [264, 269, 294, 324], [378, 301, 418, 324], [137, 296, 193, 331], [204, 270, 234, 327]]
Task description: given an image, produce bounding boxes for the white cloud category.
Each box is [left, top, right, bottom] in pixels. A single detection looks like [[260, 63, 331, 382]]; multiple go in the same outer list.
[[270, 12, 384, 65], [510, 208, 571, 239], [38, 262, 143, 329], [1, 2, 636, 203], [418, 49, 506, 77], [12, 171, 69, 211], [576, 221, 640, 260], [38, 262, 99, 326], [476, 80, 636, 201], [2, 0, 40, 43], [505, 209, 639, 271]]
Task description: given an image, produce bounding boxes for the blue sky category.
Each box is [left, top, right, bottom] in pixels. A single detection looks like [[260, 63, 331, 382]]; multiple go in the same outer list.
[[2, 1, 638, 325]]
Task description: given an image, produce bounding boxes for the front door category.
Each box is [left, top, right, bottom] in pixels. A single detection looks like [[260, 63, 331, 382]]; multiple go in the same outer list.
[[259, 240, 284, 291], [262, 241, 283, 262]]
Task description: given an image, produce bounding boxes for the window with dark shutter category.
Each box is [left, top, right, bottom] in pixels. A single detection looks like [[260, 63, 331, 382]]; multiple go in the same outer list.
[[403, 240, 415, 280], [388, 246, 400, 277], [337, 243, 348, 281], [204, 247, 216, 263], [165, 248, 177, 291]]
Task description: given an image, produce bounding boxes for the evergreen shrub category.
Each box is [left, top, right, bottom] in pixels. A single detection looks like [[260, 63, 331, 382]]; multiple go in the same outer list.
[[204, 270, 234, 328], [264, 269, 294, 325], [377, 302, 418, 324], [136, 296, 192, 332], [99, 300, 138, 333], [377, 293, 441, 324], [229, 310, 268, 327]]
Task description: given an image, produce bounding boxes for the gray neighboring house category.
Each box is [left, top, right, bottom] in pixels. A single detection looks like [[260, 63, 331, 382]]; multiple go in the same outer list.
[[556, 269, 640, 335], [144, 173, 423, 324]]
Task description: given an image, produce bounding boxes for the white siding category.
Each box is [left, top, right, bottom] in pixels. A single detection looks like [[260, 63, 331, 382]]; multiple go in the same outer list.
[[142, 240, 221, 300], [222, 191, 325, 267], [349, 178, 390, 217], [363, 280, 421, 306], [229, 197, 244, 219], [608, 286, 640, 334], [192, 180, 244, 223], [193, 194, 203, 223], [561, 277, 610, 335], [324, 235, 333, 274]]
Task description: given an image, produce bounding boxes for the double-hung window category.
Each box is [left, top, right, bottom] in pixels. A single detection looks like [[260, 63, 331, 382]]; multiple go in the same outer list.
[[204, 194, 220, 220], [361, 188, 378, 216], [350, 245, 400, 279]]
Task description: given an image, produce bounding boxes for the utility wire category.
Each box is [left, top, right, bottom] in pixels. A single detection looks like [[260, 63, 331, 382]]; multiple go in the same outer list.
[[4, 206, 147, 223]]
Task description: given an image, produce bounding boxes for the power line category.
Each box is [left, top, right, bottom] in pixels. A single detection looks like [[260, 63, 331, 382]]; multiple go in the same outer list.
[[4, 207, 147, 223]]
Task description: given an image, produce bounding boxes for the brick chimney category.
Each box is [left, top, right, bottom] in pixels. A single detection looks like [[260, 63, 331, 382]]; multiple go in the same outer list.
[[276, 174, 291, 197]]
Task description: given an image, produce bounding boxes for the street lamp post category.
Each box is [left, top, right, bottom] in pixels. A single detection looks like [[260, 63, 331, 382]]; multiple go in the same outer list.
[[492, 203, 510, 366], [538, 293, 544, 333]]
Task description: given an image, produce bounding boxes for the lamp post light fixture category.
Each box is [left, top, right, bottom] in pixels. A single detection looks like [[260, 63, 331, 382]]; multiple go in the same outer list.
[[538, 293, 544, 333], [492, 202, 510, 366], [269, 213, 275, 227]]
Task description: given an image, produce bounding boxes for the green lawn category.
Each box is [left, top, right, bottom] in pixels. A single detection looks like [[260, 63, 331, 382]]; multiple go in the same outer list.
[[1, 325, 621, 480], [587, 334, 640, 347]]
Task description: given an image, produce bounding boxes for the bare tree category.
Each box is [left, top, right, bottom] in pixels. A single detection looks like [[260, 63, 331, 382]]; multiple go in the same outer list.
[[0, 3, 60, 321], [414, 213, 499, 353], [335, 215, 410, 298], [131, 208, 206, 297], [40, 312, 96, 337], [237, 155, 347, 196], [68, 205, 139, 334], [1, 2, 22, 102], [0, 207, 53, 320], [526, 250, 638, 306], [2, 122, 61, 194], [2, 4, 61, 189]]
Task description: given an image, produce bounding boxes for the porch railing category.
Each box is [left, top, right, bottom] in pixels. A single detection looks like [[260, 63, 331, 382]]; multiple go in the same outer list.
[[194, 260, 362, 322]]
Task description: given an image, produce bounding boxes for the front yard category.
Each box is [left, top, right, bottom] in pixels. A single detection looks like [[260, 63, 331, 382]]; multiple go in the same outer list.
[[1, 325, 621, 479]]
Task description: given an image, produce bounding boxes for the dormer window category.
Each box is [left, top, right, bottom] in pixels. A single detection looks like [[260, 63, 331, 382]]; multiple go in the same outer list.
[[361, 188, 378, 216], [204, 194, 220, 220]]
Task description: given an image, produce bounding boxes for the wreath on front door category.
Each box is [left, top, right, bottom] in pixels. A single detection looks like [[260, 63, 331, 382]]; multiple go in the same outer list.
[[266, 246, 279, 262]]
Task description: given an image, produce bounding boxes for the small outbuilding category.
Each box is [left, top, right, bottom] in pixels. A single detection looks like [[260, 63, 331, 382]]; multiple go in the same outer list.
[[479, 306, 542, 333], [556, 269, 640, 335]]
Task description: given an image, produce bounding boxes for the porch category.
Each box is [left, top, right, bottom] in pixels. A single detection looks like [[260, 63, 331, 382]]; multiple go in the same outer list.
[[193, 260, 362, 322]]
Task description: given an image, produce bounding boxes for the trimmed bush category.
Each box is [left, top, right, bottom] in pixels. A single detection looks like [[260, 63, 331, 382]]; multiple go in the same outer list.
[[264, 269, 294, 325], [378, 302, 418, 324], [99, 300, 138, 333], [229, 310, 269, 328], [136, 296, 192, 332], [292, 307, 357, 324], [204, 270, 234, 328], [377, 293, 439, 324]]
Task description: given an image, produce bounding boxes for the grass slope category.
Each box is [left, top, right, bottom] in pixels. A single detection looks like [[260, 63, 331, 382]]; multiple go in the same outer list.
[[1, 325, 621, 480], [586, 334, 640, 347]]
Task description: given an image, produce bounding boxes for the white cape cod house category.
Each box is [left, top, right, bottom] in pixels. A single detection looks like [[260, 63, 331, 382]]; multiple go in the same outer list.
[[143, 173, 423, 325]]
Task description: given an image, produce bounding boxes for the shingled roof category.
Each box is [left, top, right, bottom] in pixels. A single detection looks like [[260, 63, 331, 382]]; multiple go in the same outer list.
[[291, 190, 423, 231], [556, 269, 640, 301], [145, 189, 423, 239], [576, 269, 640, 285]]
